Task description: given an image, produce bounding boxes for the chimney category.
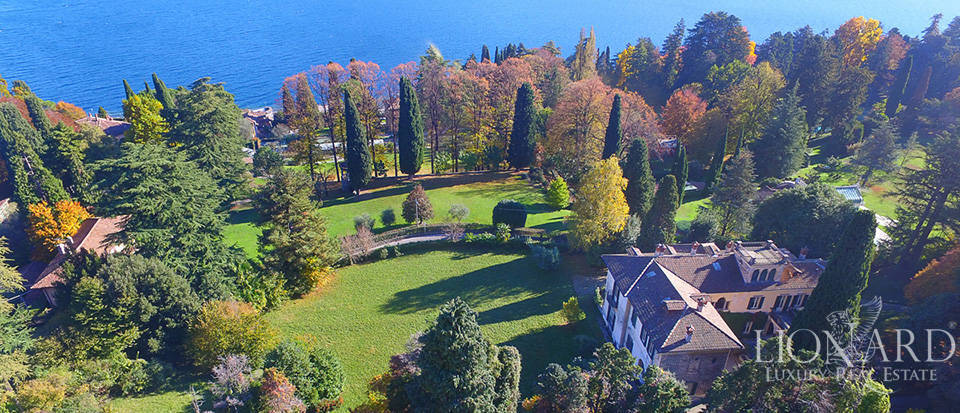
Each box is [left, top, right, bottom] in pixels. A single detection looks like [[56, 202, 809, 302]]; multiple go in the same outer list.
[[696, 297, 707, 311], [655, 244, 666, 257], [57, 243, 67, 255], [685, 325, 695, 342], [798, 247, 809, 260], [690, 241, 700, 255], [725, 240, 735, 251], [627, 246, 642, 256], [66, 236, 74, 246], [766, 240, 777, 249]]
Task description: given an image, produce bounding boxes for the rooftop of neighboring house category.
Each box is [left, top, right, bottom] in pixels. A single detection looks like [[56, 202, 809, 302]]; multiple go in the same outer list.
[[30, 216, 125, 290], [603, 241, 826, 355], [76, 115, 131, 138]]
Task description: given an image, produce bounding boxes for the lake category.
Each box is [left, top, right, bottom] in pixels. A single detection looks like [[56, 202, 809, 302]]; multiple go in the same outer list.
[[1, 0, 958, 113]]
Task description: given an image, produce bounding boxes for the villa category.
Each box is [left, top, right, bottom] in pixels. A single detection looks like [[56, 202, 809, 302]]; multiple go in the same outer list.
[[599, 240, 825, 395]]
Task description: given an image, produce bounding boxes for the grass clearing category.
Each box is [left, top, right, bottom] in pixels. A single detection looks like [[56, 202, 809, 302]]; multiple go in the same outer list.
[[225, 175, 570, 257], [265, 246, 602, 409]]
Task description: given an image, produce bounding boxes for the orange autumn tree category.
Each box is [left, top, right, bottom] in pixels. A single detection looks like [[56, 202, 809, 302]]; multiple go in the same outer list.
[[660, 86, 707, 143], [904, 246, 960, 304], [26, 200, 91, 253], [54, 101, 86, 120]]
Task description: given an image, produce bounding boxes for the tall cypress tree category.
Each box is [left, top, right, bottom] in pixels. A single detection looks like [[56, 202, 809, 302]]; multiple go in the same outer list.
[[344, 89, 371, 195], [705, 128, 728, 191], [151, 73, 176, 111], [507, 83, 536, 169], [602, 94, 622, 159], [789, 210, 877, 352], [637, 175, 679, 250], [481, 45, 491, 62], [670, 145, 688, 205], [123, 79, 135, 100], [0, 103, 69, 205], [754, 84, 807, 179], [885, 55, 912, 118], [23, 95, 53, 149], [621, 139, 655, 216], [397, 76, 424, 176], [143, 81, 151, 94]]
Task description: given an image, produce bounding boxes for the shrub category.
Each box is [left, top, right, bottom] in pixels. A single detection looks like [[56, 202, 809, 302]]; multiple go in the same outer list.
[[377, 248, 389, 260], [380, 208, 396, 226], [528, 167, 544, 184], [495, 223, 511, 243], [353, 213, 375, 231], [188, 301, 277, 370], [210, 354, 254, 411], [389, 246, 403, 257], [562, 297, 585, 324], [531, 244, 560, 270], [594, 287, 603, 307], [492, 199, 527, 228], [258, 368, 306, 413], [448, 204, 470, 223], [545, 177, 570, 209], [265, 339, 345, 411], [688, 210, 719, 243]]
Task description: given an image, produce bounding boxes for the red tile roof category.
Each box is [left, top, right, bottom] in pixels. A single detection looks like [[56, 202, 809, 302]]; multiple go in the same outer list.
[[30, 217, 124, 289]]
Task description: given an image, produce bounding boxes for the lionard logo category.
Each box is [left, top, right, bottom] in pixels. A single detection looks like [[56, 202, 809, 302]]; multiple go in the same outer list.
[[753, 297, 957, 383]]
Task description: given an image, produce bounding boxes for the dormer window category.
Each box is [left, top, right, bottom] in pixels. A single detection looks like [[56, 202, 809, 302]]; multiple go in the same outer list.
[[750, 270, 759, 282]]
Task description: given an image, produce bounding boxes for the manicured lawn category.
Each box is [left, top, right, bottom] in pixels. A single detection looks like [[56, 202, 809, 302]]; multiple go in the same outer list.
[[265, 246, 602, 409], [109, 389, 196, 412], [225, 175, 570, 257]]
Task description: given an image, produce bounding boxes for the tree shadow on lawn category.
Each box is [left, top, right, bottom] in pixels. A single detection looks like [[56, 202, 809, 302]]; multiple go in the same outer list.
[[476, 287, 567, 326], [530, 217, 566, 233], [321, 172, 517, 207], [502, 321, 600, 396], [379, 259, 538, 315]]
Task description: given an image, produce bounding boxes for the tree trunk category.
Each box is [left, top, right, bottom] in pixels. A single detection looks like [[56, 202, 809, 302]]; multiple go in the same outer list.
[[330, 130, 342, 182]]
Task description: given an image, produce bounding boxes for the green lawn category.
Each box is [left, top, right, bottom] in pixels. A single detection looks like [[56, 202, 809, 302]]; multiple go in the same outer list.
[[265, 247, 601, 409], [110, 247, 601, 412], [225, 175, 570, 257]]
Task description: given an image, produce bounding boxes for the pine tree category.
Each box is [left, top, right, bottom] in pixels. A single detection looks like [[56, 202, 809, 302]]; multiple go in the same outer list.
[[621, 138, 655, 216], [409, 298, 500, 412], [602, 94, 622, 159], [789, 210, 877, 352], [670, 145, 688, 205], [637, 175, 678, 250], [710, 150, 757, 238], [754, 84, 807, 179], [507, 83, 536, 169], [397, 76, 424, 176], [705, 128, 728, 191], [662, 19, 686, 89], [344, 89, 371, 195], [481, 45, 491, 62], [123, 79, 135, 100], [97, 107, 109, 118], [401, 184, 434, 224], [852, 120, 899, 185]]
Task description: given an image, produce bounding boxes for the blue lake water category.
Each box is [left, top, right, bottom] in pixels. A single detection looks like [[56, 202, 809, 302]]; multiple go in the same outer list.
[[1, 0, 958, 113]]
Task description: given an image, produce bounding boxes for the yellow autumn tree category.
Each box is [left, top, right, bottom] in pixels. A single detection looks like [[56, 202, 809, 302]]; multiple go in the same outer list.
[[835, 17, 883, 67], [569, 156, 629, 249], [904, 246, 960, 304], [26, 200, 92, 253], [122, 93, 169, 144]]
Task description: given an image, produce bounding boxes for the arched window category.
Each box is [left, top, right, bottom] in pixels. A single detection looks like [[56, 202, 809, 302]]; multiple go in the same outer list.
[[768, 269, 777, 281], [715, 298, 727, 311], [760, 269, 769, 282], [751, 270, 759, 282]]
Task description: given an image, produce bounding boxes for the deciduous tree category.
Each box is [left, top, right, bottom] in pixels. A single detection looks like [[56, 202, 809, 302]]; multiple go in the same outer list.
[[401, 184, 433, 224], [122, 94, 168, 144], [570, 157, 629, 249], [660, 86, 707, 143], [188, 300, 277, 370]]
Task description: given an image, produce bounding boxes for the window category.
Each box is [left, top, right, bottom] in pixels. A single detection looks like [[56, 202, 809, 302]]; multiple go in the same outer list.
[[773, 295, 784, 310], [715, 298, 727, 311], [625, 335, 634, 352], [606, 303, 617, 326], [748, 296, 765, 310], [750, 270, 759, 282], [609, 284, 620, 307], [768, 269, 777, 281], [742, 320, 754, 334], [790, 294, 803, 308], [630, 307, 639, 327], [760, 269, 769, 281]]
